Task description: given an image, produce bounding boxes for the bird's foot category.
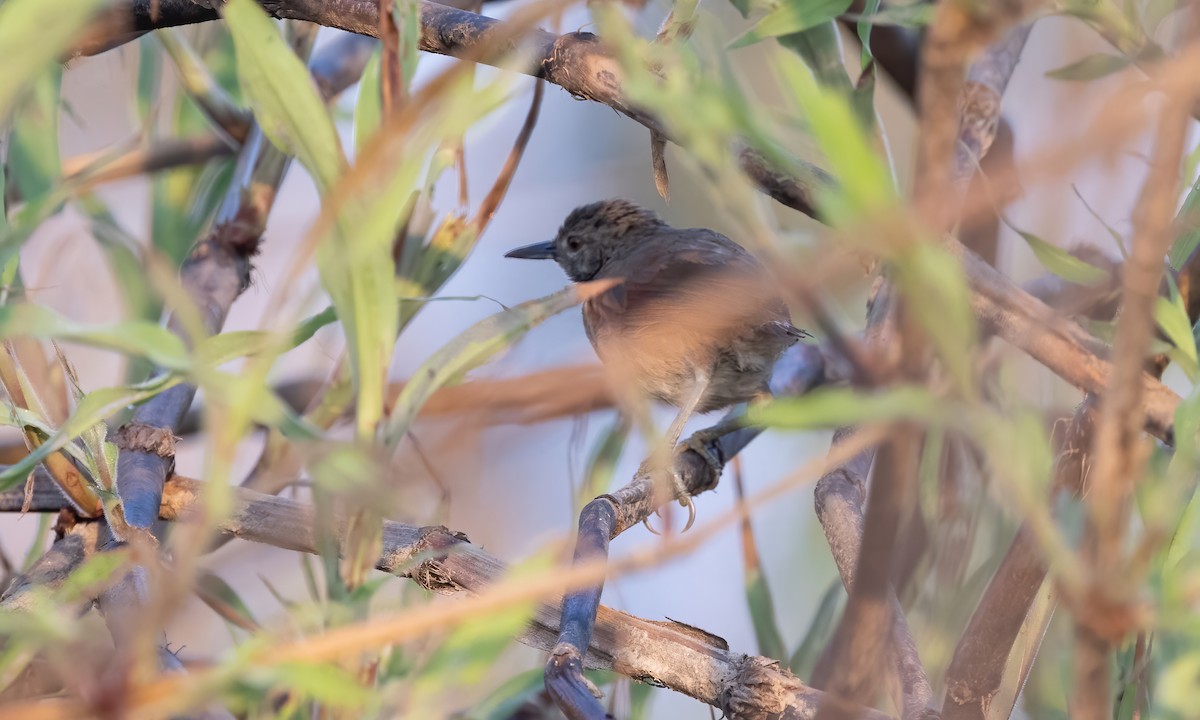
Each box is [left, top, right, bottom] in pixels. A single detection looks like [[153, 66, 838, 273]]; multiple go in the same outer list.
[[642, 441, 716, 535], [678, 428, 726, 485]]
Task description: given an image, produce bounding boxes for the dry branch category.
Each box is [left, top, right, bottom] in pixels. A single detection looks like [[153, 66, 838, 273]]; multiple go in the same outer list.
[[85, 0, 832, 221], [0, 467, 892, 720]]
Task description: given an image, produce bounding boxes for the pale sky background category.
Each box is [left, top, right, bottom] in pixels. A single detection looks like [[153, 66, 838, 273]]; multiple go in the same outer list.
[[4, 3, 1193, 717]]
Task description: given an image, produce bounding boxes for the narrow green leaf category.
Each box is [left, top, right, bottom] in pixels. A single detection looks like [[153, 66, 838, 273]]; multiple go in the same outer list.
[[746, 566, 787, 661], [0, 376, 180, 490], [254, 662, 371, 706], [776, 48, 893, 221], [79, 195, 159, 323], [383, 281, 616, 446], [751, 385, 949, 430], [843, 3, 935, 26], [730, 0, 854, 48], [1009, 223, 1109, 285], [197, 571, 260, 629], [0, 0, 107, 118], [1155, 284, 1198, 365], [55, 550, 132, 604], [476, 668, 548, 719], [578, 416, 629, 506], [353, 47, 382, 152], [855, 0, 883, 68], [1045, 53, 1132, 81], [899, 243, 979, 391], [409, 551, 549, 709], [7, 66, 62, 203], [19, 515, 51, 573], [222, 0, 345, 191], [1071, 184, 1128, 258], [0, 305, 189, 370], [788, 578, 843, 676], [778, 22, 854, 94], [1171, 173, 1200, 269], [135, 35, 162, 122]]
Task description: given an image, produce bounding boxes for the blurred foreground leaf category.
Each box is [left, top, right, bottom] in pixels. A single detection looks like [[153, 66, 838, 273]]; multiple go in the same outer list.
[[0, 0, 107, 118], [384, 280, 620, 446]]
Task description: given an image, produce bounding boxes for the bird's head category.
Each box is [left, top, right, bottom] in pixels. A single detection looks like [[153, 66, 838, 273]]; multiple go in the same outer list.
[[505, 199, 664, 282]]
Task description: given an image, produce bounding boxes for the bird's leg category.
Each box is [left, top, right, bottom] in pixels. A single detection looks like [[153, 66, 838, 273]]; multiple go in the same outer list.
[[643, 368, 712, 535], [678, 386, 775, 476]]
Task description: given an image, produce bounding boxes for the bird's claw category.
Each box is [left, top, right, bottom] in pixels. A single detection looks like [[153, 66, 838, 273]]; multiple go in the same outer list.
[[641, 460, 698, 535]]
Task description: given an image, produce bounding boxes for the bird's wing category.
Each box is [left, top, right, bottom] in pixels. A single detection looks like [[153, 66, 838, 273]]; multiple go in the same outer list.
[[584, 228, 798, 346]]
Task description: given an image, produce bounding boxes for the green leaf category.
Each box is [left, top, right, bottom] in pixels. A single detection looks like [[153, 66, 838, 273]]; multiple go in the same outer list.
[[0, 305, 190, 370], [0, 0, 108, 118], [0, 376, 181, 490], [222, 0, 345, 191], [7, 66, 62, 203], [899, 243, 979, 391], [475, 668, 547, 720], [1045, 53, 1132, 81], [354, 47, 382, 152], [750, 385, 948, 429], [788, 578, 843, 676], [1009, 223, 1109, 285], [254, 662, 371, 707], [843, 3, 935, 27], [383, 281, 614, 446], [1155, 281, 1198, 366], [776, 49, 893, 221], [135, 34, 162, 122], [728, 0, 775, 19], [197, 571, 260, 629], [1159, 653, 1200, 715], [1171, 173, 1200, 269], [746, 563, 787, 661], [55, 550, 132, 604], [19, 514, 51, 573], [730, 0, 854, 48], [855, 0, 883, 68], [577, 415, 628, 506], [79, 195, 158, 322], [1071, 184, 1127, 258], [409, 550, 549, 709], [778, 22, 854, 94]]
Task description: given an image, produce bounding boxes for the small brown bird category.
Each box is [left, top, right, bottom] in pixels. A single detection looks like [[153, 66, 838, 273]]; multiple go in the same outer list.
[[506, 199, 806, 526]]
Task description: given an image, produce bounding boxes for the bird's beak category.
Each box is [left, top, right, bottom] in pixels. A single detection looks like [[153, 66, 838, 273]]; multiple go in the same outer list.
[[504, 240, 557, 260]]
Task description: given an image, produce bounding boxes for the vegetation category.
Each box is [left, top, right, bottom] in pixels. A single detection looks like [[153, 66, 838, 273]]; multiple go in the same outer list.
[[0, 0, 1198, 718]]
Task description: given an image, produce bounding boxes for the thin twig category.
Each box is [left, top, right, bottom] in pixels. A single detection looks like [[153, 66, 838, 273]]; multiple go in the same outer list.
[[1073, 58, 1193, 718], [470, 78, 544, 235]]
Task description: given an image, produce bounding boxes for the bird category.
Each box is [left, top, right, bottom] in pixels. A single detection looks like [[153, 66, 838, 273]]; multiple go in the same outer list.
[[505, 199, 806, 529]]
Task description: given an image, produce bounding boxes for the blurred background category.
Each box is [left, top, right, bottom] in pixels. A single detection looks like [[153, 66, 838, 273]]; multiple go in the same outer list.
[[4, 1, 1190, 715]]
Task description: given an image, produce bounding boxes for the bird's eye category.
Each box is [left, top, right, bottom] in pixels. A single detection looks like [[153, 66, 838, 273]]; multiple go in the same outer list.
[[566, 238, 581, 253]]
